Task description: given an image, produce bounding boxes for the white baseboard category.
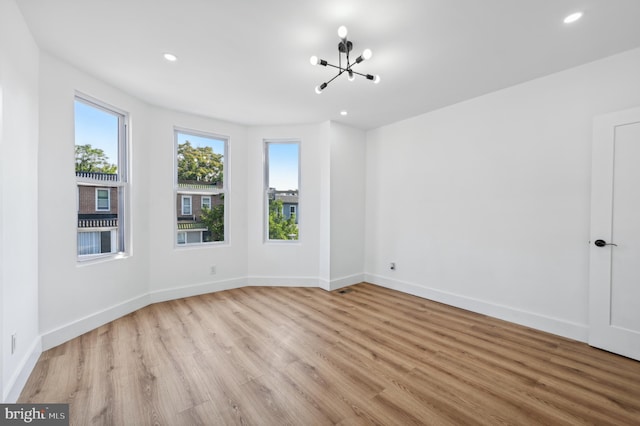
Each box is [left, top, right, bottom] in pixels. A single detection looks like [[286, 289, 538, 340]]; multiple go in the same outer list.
[[246, 273, 365, 291], [19, 273, 589, 403], [247, 276, 326, 288], [40, 293, 150, 351], [40, 275, 325, 352], [40, 277, 251, 352], [365, 274, 588, 343], [3, 337, 42, 403], [329, 273, 365, 291], [149, 277, 247, 304], [318, 279, 331, 291]]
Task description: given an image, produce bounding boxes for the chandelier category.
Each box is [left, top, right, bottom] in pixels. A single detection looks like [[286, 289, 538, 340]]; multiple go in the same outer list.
[[310, 26, 380, 94]]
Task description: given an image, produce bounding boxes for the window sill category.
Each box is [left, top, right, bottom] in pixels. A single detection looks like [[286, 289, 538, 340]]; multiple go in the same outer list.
[[174, 241, 229, 250], [77, 251, 129, 266], [264, 240, 302, 245]]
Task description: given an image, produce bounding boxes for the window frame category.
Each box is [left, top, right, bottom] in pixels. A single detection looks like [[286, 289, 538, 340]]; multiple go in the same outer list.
[[264, 139, 301, 243], [181, 195, 193, 216], [177, 231, 186, 245], [95, 188, 111, 211], [77, 230, 116, 256], [201, 196, 212, 210], [75, 94, 129, 261], [174, 127, 229, 247]]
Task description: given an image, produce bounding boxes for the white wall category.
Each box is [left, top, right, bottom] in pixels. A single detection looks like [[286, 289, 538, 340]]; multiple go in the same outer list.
[[245, 122, 366, 290], [0, 0, 40, 402], [365, 47, 640, 342], [247, 123, 332, 288], [35, 54, 368, 352], [35, 52, 368, 352], [37, 55, 254, 348], [147, 107, 249, 301], [329, 122, 366, 288], [38, 53, 151, 349]]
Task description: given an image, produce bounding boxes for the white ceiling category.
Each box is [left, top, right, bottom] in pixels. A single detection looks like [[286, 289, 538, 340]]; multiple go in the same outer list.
[[16, 0, 640, 130]]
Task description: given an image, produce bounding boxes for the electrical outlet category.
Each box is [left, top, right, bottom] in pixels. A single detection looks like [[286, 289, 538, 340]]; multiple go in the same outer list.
[[210, 265, 217, 275], [11, 333, 17, 355]]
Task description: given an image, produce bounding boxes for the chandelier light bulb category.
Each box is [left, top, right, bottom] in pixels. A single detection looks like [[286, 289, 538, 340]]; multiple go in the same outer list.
[[348, 70, 355, 82], [337, 26, 348, 39], [163, 53, 177, 62], [373, 75, 381, 84], [563, 11, 583, 24], [362, 49, 372, 60], [315, 82, 327, 94], [310, 55, 319, 66]]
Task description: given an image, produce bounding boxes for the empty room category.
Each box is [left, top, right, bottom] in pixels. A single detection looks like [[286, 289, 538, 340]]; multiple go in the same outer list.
[[2, 0, 640, 424]]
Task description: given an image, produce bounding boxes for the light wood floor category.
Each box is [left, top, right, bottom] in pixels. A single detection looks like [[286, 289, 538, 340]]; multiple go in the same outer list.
[[20, 283, 640, 425]]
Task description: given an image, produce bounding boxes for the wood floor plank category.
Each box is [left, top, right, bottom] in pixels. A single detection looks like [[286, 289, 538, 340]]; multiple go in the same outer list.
[[280, 360, 364, 423], [19, 283, 640, 425], [191, 350, 255, 425], [403, 365, 535, 425]]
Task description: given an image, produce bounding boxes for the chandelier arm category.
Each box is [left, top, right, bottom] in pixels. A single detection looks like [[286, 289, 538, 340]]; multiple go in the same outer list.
[[317, 64, 371, 90], [348, 69, 369, 78], [324, 62, 345, 72], [325, 72, 343, 86], [345, 59, 367, 72]]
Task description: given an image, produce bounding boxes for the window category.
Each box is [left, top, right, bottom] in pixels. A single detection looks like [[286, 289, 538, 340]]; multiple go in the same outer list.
[[181, 195, 192, 216], [96, 188, 110, 211], [177, 231, 186, 245], [77, 230, 114, 255], [75, 96, 128, 259], [265, 140, 300, 241], [201, 196, 212, 210], [175, 128, 227, 245], [176, 231, 201, 245]]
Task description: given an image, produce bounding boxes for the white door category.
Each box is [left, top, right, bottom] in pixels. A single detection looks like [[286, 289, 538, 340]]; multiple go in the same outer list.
[[589, 107, 640, 361]]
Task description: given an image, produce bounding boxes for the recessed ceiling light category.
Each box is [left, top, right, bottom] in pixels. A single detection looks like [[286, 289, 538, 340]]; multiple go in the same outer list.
[[563, 12, 583, 24], [340, 110, 348, 116], [163, 53, 178, 62]]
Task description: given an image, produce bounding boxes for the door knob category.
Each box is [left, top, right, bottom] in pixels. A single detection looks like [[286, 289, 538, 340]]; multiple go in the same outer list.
[[594, 239, 617, 247]]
